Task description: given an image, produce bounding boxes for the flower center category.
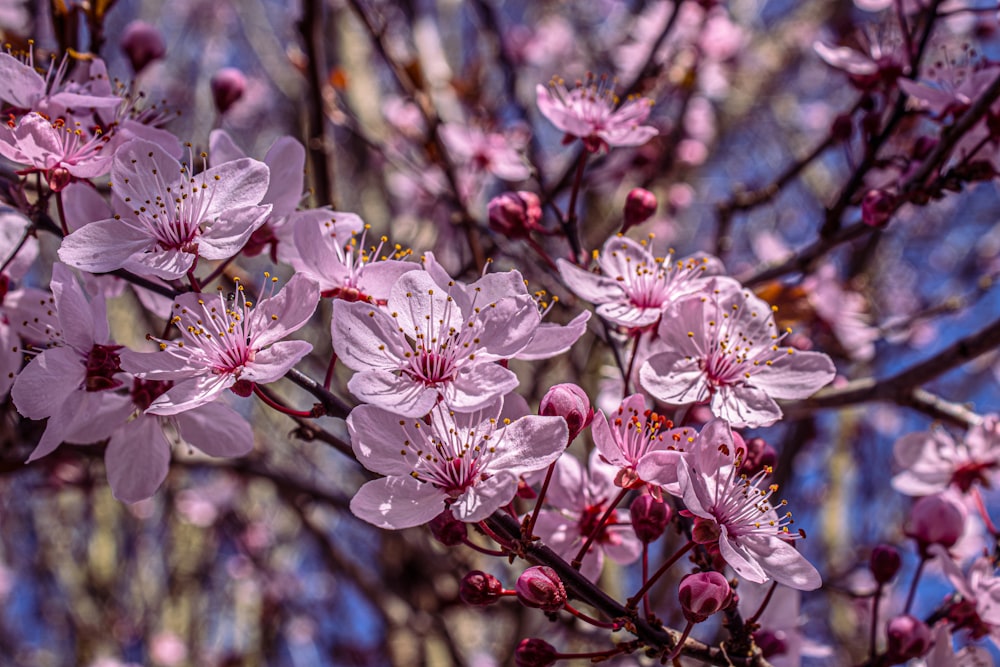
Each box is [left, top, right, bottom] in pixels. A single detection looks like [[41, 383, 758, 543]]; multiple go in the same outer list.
[[85, 343, 124, 391]]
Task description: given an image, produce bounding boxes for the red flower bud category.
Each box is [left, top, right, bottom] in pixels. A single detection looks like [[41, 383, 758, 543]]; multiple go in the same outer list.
[[211, 68, 247, 115], [861, 189, 896, 227], [459, 570, 504, 606], [885, 615, 932, 662], [120, 20, 166, 73], [539, 383, 593, 443], [488, 191, 543, 239], [630, 495, 671, 543], [623, 188, 657, 231], [869, 545, 902, 584], [428, 511, 467, 546], [905, 493, 966, 554], [516, 566, 566, 612], [515, 639, 558, 667], [678, 571, 732, 623]]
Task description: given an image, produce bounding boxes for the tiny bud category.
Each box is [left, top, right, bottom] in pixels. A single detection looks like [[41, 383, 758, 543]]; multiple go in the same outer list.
[[459, 570, 504, 606], [861, 189, 895, 227], [905, 493, 966, 554], [515, 638, 558, 667], [120, 20, 166, 73], [47, 166, 72, 192], [869, 545, 902, 584], [488, 191, 542, 239], [539, 383, 593, 443], [740, 437, 777, 477], [630, 495, 671, 543], [623, 188, 657, 230], [885, 615, 932, 662], [428, 510, 467, 546], [691, 516, 721, 545], [516, 566, 566, 612], [211, 67, 247, 115], [678, 571, 732, 623]]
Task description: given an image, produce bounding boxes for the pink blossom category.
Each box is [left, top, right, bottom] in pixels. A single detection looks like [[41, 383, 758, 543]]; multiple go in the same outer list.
[[0, 49, 121, 116], [893, 416, 1000, 496], [924, 624, 995, 667], [536, 74, 658, 152], [639, 277, 836, 428], [558, 235, 723, 329], [11, 263, 133, 462], [58, 139, 271, 280], [438, 123, 530, 181], [0, 112, 115, 190], [673, 418, 821, 590], [332, 269, 543, 416], [933, 544, 1000, 645], [531, 449, 642, 581], [899, 51, 1000, 118], [120, 273, 319, 415], [348, 397, 567, 528]]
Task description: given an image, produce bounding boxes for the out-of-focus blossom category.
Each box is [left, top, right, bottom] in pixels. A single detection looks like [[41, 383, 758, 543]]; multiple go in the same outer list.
[[210, 67, 246, 114], [531, 449, 642, 581], [640, 277, 836, 428], [439, 123, 530, 181], [120, 21, 166, 74], [558, 235, 722, 329], [899, 52, 1000, 118], [933, 544, 1000, 644], [121, 274, 319, 415], [923, 623, 995, 666], [893, 416, 1000, 495], [348, 397, 567, 528], [738, 580, 833, 667], [537, 74, 658, 153]]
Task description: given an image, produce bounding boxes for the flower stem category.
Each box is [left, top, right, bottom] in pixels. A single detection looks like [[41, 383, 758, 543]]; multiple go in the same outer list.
[[972, 485, 999, 536], [571, 487, 629, 569], [253, 384, 318, 418], [562, 602, 619, 629], [626, 540, 695, 610], [869, 582, 883, 663], [641, 543, 651, 619], [562, 150, 588, 264], [323, 352, 338, 391], [523, 461, 558, 540], [746, 580, 778, 625], [663, 620, 695, 662], [460, 536, 507, 557], [55, 189, 69, 236], [904, 555, 927, 615]]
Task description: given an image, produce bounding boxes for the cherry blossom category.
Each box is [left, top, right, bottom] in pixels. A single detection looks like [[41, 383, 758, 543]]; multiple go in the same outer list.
[[536, 74, 658, 152], [639, 277, 836, 428], [0, 112, 116, 190], [58, 139, 271, 279], [558, 235, 723, 329], [672, 418, 821, 590], [933, 544, 1000, 646], [348, 397, 567, 529], [332, 269, 543, 417], [893, 416, 1000, 496], [120, 273, 319, 415], [438, 123, 530, 181], [0, 48, 122, 117], [531, 449, 642, 581]]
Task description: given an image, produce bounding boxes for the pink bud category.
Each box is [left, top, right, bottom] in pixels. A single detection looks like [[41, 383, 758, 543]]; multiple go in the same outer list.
[[861, 189, 895, 227], [539, 383, 593, 442], [678, 571, 732, 623], [211, 67, 247, 115], [120, 20, 166, 73], [514, 639, 558, 667], [428, 511, 467, 546], [869, 545, 902, 584], [515, 566, 566, 612], [905, 493, 966, 554], [739, 437, 777, 477], [459, 570, 504, 606], [885, 615, 932, 662], [488, 191, 543, 239], [623, 188, 657, 231], [630, 495, 671, 543]]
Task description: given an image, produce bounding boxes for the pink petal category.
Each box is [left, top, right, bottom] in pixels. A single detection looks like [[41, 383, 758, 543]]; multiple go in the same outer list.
[[447, 363, 520, 412], [243, 340, 313, 384], [450, 474, 519, 522], [12, 346, 84, 419], [247, 274, 320, 347], [147, 373, 234, 416], [350, 476, 448, 529], [174, 401, 254, 457], [106, 416, 171, 503], [347, 369, 439, 417], [516, 311, 590, 361], [331, 300, 410, 372], [57, 219, 154, 275]]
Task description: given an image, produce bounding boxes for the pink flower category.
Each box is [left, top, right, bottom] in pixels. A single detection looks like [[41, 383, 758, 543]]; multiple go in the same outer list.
[[0, 112, 115, 190], [332, 269, 543, 417], [289, 214, 417, 304], [120, 273, 319, 415], [536, 74, 658, 152], [898, 53, 1000, 118], [0, 49, 121, 116], [591, 393, 695, 492], [532, 449, 642, 581], [11, 263, 133, 462], [672, 418, 821, 590], [893, 416, 1000, 496], [933, 544, 1000, 645], [104, 378, 253, 503], [348, 397, 567, 529], [639, 277, 836, 428], [438, 123, 530, 181], [558, 235, 723, 329], [58, 139, 271, 280]]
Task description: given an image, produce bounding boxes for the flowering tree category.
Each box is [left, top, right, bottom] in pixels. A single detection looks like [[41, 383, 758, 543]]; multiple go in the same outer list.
[[2, 0, 1000, 665]]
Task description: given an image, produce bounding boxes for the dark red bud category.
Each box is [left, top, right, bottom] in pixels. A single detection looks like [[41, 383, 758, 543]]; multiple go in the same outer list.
[[630, 495, 671, 543], [886, 615, 932, 663], [678, 571, 732, 623], [870, 545, 902, 584], [487, 191, 543, 239], [515, 566, 566, 612], [120, 20, 166, 73], [623, 188, 657, 231], [514, 638, 558, 667], [861, 189, 895, 227], [459, 570, 504, 606], [428, 510, 467, 546], [905, 493, 966, 554], [211, 68, 247, 115], [539, 383, 593, 443]]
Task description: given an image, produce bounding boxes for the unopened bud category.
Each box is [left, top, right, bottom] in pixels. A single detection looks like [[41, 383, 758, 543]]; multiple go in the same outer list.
[[515, 639, 558, 667], [678, 571, 732, 623], [740, 437, 777, 477], [488, 191, 542, 239], [516, 566, 566, 612], [623, 188, 657, 231], [211, 67, 247, 115], [120, 20, 166, 73], [47, 166, 72, 192], [428, 511, 467, 546], [861, 189, 895, 227], [630, 495, 671, 543], [869, 544, 902, 584], [905, 493, 966, 554], [459, 570, 504, 606], [539, 383, 593, 443], [886, 615, 932, 662]]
